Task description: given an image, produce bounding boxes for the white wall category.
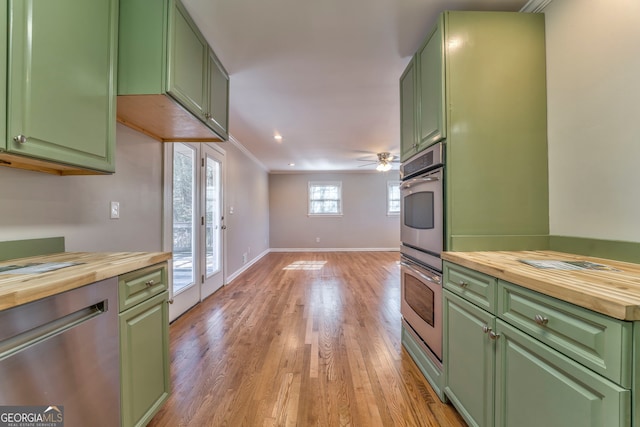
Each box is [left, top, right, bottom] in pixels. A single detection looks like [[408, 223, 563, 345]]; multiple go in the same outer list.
[[269, 171, 400, 250], [0, 124, 164, 251], [545, 0, 640, 242]]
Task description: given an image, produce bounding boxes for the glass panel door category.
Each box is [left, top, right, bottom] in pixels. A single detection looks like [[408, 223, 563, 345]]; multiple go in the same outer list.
[[201, 145, 224, 298], [166, 143, 225, 321]]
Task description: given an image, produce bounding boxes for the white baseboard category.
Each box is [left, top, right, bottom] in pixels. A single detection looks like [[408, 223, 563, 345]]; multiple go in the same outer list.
[[225, 248, 270, 284]]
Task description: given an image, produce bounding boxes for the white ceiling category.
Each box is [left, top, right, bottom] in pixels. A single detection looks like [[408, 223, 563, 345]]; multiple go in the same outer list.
[[182, 0, 529, 172]]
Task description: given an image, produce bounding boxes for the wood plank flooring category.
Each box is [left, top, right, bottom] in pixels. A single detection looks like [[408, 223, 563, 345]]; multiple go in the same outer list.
[[149, 251, 465, 426]]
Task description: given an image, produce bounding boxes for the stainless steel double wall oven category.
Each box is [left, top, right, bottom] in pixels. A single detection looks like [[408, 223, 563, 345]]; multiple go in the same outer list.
[[400, 142, 444, 367]]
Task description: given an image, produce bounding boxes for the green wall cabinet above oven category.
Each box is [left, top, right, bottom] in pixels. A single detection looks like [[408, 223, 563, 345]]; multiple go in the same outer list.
[[0, 0, 117, 175], [118, 0, 229, 142], [400, 11, 549, 251], [400, 18, 446, 163]]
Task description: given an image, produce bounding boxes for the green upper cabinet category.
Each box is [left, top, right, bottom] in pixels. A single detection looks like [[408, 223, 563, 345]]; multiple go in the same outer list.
[[442, 12, 549, 251], [118, 0, 229, 143], [399, 58, 417, 162], [0, 0, 6, 156], [167, 0, 208, 120], [417, 15, 445, 149], [206, 49, 230, 140], [1, 0, 117, 174]]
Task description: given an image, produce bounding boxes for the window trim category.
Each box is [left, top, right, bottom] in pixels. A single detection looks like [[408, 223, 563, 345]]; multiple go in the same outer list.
[[308, 181, 343, 216], [387, 180, 401, 216]]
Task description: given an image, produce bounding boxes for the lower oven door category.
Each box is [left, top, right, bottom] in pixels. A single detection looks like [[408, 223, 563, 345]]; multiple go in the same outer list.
[[400, 256, 443, 362]]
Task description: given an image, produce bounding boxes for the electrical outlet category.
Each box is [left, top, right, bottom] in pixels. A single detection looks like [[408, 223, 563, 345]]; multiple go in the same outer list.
[[242, 253, 247, 264], [316, 237, 320, 243], [110, 201, 120, 219]]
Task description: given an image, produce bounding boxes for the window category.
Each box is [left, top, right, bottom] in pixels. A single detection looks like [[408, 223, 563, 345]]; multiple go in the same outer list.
[[387, 181, 401, 215], [308, 181, 342, 215]]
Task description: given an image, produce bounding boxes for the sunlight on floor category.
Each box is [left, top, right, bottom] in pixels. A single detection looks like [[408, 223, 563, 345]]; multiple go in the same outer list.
[[283, 261, 327, 270]]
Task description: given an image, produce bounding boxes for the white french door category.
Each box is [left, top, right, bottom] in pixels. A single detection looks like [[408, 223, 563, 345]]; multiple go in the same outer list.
[[165, 143, 225, 321]]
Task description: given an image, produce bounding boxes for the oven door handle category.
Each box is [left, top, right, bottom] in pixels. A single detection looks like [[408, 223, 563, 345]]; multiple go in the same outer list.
[[400, 261, 441, 285], [400, 176, 440, 190]]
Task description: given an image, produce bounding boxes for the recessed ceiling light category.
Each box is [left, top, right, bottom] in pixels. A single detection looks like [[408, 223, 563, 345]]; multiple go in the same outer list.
[[274, 134, 283, 141], [288, 163, 295, 167]]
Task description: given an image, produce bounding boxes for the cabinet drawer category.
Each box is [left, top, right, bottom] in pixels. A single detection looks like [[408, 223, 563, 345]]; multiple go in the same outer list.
[[497, 280, 632, 387], [119, 264, 168, 312], [444, 261, 497, 313]]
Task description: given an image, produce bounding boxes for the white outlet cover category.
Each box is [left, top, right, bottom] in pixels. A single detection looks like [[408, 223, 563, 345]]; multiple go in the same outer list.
[[110, 201, 120, 219]]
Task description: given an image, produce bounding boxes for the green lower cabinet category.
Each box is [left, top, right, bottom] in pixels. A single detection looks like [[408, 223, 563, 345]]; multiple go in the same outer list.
[[495, 320, 630, 427], [120, 291, 170, 427], [444, 290, 495, 427], [444, 261, 633, 427]]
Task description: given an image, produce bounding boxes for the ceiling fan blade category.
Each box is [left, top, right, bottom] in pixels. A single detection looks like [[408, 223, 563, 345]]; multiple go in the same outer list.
[[358, 162, 377, 167]]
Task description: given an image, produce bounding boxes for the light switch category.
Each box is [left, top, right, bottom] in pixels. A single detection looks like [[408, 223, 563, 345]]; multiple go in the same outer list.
[[110, 201, 120, 219], [230, 206, 234, 214]]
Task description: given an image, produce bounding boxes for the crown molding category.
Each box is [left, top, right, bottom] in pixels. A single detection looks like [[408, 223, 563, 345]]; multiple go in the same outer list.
[[227, 134, 269, 172], [520, 0, 554, 12]]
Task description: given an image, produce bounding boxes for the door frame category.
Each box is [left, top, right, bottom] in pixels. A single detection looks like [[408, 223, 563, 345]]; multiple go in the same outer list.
[[163, 142, 227, 322]]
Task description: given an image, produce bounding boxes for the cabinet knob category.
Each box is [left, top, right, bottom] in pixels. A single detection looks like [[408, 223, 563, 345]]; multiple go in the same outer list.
[[459, 280, 468, 288], [13, 134, 27, 144], [534, 314, 549, 325], [482, 325, 491, 334], [145, 279, 155, 287], [204, 112, 211, 119], [488, 331, 501, 340], [167, 299, 174, 304]]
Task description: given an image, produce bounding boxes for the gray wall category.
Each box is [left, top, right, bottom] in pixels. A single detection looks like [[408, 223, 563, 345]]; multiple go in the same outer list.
[[0, 124, 271, 282], [0, 124, 163, 252], [224, 142, 270, 277], [545, 0, 640, 242], [269, 171, 400, 250]]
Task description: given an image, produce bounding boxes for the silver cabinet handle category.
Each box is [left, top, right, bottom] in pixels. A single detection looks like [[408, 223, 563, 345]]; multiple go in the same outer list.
[[534, 314, 549, 325], [488, 331, 501, 340], [482, 325, 491, 334], [13, 135, 27, 144], [459, 280, 468, 288], [145, 279, 155, 287]]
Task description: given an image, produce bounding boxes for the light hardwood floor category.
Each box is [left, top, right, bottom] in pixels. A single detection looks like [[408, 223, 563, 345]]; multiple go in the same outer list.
[[149, 251, 465, 426]]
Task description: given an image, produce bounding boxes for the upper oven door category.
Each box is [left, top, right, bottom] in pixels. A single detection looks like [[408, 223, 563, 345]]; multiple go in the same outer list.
[[400, 168, 443, 258]]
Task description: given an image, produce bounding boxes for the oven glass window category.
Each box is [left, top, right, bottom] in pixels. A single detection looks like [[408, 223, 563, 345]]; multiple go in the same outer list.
[[404, 191, 434, 229], [404, 274, 435, 327]]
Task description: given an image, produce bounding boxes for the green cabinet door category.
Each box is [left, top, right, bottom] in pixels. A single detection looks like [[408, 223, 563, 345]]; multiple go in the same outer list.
[[120, 291, 170, 427], [6, 0, 116, 172], [417, 15, 445, 149], [0, 0, 5, 153], [167, 0, 208, 121], [399, 57, 417, 162], [206, 49, 229, 140], [444, 290, 495, 427], [495, 320, 630, 427]]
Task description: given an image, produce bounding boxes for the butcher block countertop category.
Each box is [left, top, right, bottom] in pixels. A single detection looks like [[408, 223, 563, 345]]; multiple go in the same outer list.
[[0, 251, 172, 311], [442, 250, 640, 321]]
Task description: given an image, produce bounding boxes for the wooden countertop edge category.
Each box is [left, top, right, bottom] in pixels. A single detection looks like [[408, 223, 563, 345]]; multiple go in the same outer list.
[[0, 251, 172, 311], [442, 251, 640, 321]]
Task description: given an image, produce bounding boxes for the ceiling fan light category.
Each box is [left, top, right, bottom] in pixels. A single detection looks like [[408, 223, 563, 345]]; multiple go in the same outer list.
[[377, 162, 392, 172]]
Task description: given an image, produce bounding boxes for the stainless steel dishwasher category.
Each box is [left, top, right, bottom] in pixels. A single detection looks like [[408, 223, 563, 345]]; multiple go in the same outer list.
[[0, 277, 120, 426]]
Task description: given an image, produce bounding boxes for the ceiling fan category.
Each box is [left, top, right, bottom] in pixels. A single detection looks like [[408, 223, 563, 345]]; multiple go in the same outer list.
[[358, 152, 400, 171]]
